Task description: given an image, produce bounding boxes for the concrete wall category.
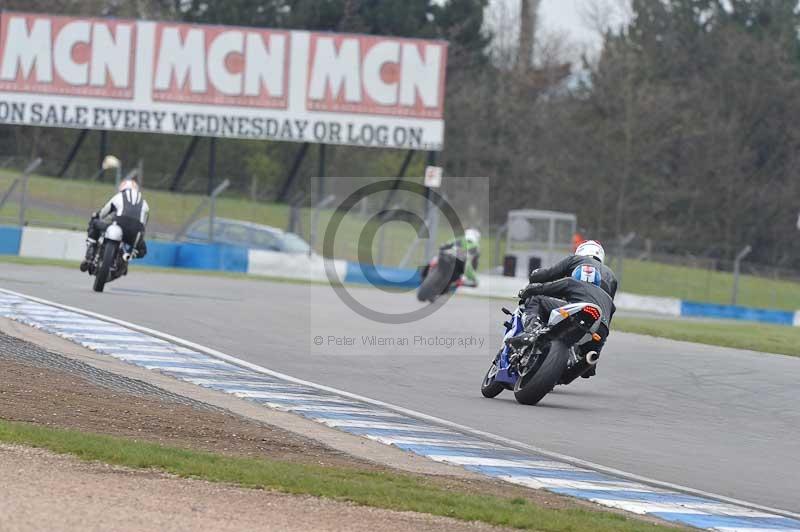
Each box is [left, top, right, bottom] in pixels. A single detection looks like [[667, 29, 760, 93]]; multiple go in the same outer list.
[[12, 226, 249, 272], [248, 249, 347, 282]]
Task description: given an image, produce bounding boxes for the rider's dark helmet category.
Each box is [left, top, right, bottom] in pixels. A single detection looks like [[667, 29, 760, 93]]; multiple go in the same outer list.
[[572, 265, 602, 287]]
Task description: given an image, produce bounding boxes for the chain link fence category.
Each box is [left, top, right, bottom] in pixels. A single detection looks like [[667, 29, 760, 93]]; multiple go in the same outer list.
[[0, 155, 492, 267], [607, 240, 800, 311], [0, 154, 282, 240]]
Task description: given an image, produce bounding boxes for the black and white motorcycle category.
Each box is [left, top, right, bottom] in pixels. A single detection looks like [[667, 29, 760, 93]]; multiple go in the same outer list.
[[86, 221, 140, 292]]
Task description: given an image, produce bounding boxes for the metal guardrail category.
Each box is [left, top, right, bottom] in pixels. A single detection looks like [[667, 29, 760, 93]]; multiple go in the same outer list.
[[172, 179, 231, 242], [0, 158, 42, 225]]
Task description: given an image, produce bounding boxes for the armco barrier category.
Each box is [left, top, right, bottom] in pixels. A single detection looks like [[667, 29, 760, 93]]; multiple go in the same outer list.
[[614, 292, 682, 317], [464, 274, 521, 299], [344, 262, 421, 288], [9, 226, 249, 273], [176, 242, 248, 272], [464, 275, 680, 317], [0, 226, 21, 255], [19, 227, 86, 261], [136, 241, 179, 268], [465, 274, 795, 326], [1, 225, 798, 326], [247, 249, 347, 282], [681, 300, 795, 326]]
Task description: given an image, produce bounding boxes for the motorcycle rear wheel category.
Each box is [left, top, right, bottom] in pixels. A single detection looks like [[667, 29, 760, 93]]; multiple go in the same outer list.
[[93, 241, 118, 293], [513, 340, 570, 405]]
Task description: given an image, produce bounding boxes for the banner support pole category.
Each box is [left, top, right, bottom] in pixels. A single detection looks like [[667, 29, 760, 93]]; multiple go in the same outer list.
[[169, 136, 201, 192], [207, 137, 217, 196], [278, 142, 309, 202], [98, 130, 108, 170], [57, 129, 89, 178], [423, 151, 438, 261], [317, 144, 326, 201]]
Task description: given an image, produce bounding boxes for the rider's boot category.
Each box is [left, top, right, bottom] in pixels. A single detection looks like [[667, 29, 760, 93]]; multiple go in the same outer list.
[[80, 238, 97, 272], [505, 317, 544, 350], [523, 313, 544, 332], [505, 332, 537, 350]]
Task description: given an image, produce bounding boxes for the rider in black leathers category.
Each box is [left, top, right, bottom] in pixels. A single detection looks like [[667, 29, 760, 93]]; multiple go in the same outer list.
[[516, 273, 615, 379], [517, 241, 617, 378], [518, 276, 616, 334], [528, 240, 618, 298]]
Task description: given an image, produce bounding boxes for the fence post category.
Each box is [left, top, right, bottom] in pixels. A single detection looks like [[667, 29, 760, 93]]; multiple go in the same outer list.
[[18, 158, 42, 227], [731, 244, 752, 306], [494, 223, 508, 269], [377, 224, 386, 265], [615, 232, 636, 284], [423, 151, 438, 262], [309, 194, 336, 256], [208, 179, 231, 242], [173, 179, 230, 241], [286, 191, 305, 235], [137, 159, 144, 188]]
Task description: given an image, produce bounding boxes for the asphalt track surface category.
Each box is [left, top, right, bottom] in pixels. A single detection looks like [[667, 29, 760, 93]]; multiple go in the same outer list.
[[2, 263, 798, 513]]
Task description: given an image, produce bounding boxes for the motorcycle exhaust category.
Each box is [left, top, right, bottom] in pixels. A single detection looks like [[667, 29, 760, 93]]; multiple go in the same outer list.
[[559, 351, 600, 385]]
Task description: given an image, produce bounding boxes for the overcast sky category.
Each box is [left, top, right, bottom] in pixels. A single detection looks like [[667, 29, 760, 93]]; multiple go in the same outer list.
[[488, 0, 631, 60]]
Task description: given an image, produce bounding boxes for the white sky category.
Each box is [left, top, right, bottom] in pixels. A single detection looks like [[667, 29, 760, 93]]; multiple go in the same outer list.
[[488, 0, 631, 60]]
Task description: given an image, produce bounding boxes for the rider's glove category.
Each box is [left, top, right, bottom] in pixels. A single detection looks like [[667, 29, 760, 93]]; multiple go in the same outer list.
[[518, 283, 543, 300]]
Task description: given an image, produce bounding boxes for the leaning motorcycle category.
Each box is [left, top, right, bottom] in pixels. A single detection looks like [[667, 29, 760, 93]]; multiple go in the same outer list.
[[416, 246, 466, 303], [481, 301, 603, 405], [87, 221, 139, 293]]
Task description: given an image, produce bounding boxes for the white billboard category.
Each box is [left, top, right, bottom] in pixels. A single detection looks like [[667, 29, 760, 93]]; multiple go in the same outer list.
[[0, 13, 447, 150]]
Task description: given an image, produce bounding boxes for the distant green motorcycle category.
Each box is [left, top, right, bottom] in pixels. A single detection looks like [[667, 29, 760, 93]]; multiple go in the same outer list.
[[417, 245, 466, 302], [417, 231, 480, 303]]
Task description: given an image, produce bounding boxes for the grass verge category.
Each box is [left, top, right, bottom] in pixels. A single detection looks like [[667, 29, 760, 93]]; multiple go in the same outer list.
[[0, 420, 682, 532], [614, 316, 800, 357]]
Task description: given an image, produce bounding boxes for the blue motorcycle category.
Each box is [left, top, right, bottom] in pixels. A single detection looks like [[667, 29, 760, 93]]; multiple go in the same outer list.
[[481, 301, 603, 405]]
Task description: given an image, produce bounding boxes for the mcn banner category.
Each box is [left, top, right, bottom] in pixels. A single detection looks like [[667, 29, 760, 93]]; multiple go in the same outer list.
[[0, 12, 447, 150]]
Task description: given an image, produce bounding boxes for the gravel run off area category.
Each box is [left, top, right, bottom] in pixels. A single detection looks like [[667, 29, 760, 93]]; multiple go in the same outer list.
[[0, 329, 584, 531], [0, 443, 505, 532]]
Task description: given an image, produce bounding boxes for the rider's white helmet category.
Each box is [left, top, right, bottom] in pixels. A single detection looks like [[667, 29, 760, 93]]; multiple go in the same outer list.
[[118, 179, 139, 193], [464, 228, 481, 245], [575, 240, 605, 263]]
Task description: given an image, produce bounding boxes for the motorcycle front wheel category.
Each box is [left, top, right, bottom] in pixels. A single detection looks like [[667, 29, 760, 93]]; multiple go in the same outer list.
[[480, 355, 505, 398], [513, 340, 570, 405], [416, 267, 443, 302], [93, 241, 118, 293]]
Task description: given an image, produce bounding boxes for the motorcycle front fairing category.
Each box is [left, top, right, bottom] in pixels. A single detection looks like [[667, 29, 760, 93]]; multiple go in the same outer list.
[[494, 307, 525, 386]]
